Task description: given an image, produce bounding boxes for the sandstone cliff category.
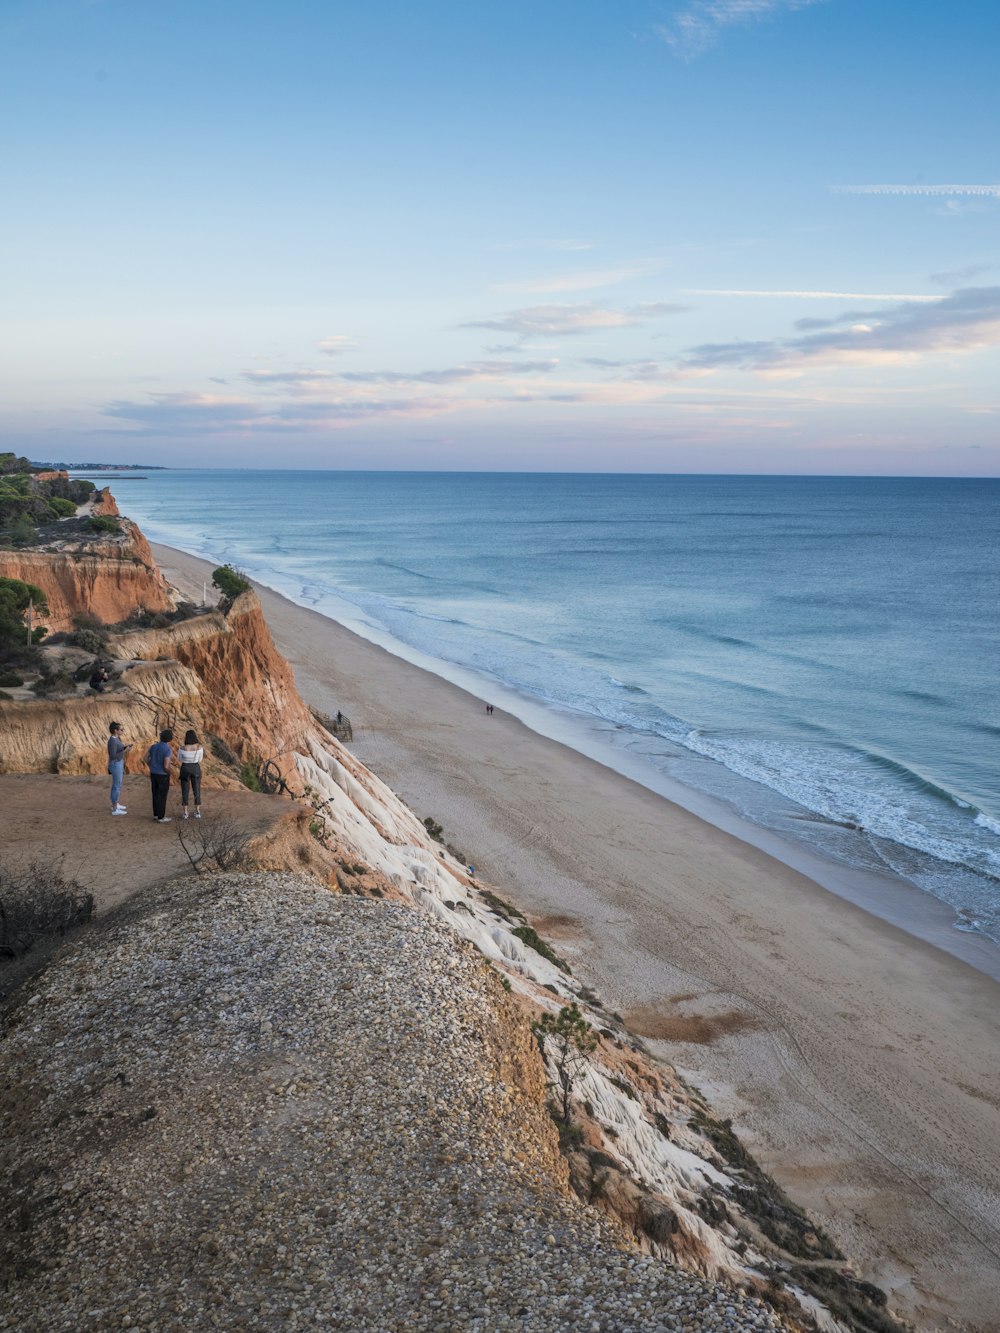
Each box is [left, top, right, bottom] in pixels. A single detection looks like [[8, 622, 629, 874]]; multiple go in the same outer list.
[[0, 519, 173, 633]]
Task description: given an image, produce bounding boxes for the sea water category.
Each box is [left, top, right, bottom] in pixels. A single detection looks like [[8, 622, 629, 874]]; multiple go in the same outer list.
[[114, 471, 1000, 945]]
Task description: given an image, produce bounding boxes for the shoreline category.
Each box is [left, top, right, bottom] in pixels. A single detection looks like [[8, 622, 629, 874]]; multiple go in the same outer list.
[[151, 536, 1000, 983], [153, 541, 1000, 1328]]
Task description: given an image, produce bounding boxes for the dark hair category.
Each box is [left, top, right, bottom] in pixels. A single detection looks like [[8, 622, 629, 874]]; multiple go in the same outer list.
[[109, 721, 121, 733], [160, 728, 174, 743], [183, 729, 199, 745]]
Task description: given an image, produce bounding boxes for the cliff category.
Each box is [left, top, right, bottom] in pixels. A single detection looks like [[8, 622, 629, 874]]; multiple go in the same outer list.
[[107, 591, 315, 774], [0, 519, 173, 633]]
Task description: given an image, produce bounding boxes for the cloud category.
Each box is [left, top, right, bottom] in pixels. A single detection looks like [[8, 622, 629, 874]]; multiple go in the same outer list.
[[832, 184, 1000, 198], [318, 335, 356, 355], [657, 0, 823, 57], [244, 360, 558, 391], [492, 263, 660, 295], [462, 301, 687, 339], [679, 286, 1000, 376], [930, 262, 993, 286], [685, 288, 941, 302], [101, 390, 455, 435]]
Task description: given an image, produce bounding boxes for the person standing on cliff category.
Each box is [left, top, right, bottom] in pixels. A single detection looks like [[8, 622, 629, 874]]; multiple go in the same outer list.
[[145, 728, 175, 823], [178, 729, 204, 820], [107, 721, 131, 815]]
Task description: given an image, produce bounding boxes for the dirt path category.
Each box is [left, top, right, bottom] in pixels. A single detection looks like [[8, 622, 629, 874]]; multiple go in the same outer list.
[[0, 774, 288, 913]]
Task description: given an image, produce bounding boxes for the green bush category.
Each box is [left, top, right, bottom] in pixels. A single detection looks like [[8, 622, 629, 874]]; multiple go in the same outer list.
[[69, 627, 106, 654], [86, 515, 120, 535], [239, 760, 262, 792], [46, 497, 77, 519], [513, 924, 570, 972], [0, 670, 24, 687], [6, 515, 37, 546], [30, 670, 76, 697], [0, 452, 33, 475], [212, 564, 252, 609]]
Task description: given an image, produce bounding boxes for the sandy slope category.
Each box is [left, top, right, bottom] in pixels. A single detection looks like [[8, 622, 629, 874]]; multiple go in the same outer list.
[[154, 545, 1000, 1331]]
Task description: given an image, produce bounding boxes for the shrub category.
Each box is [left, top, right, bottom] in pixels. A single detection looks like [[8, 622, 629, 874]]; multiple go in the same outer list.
[[513, 923, 570, 972], [6, 514, 36, 546], [69, 627, 107, 654], [30, 670, 76, 696], [239, 760, 262, 792], [0, 452, 33, 475], [0, 670, 24, 687], [86, 515, 120, 535], [423, 816, 444, 842], [176, 815, 256, 875], [212, 564, 251, 610], [46, 497, 77, 519], [0, 860, 94, 960]]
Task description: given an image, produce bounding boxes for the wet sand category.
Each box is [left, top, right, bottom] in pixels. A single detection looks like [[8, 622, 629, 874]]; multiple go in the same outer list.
[[155, 543, 1000, 1330]]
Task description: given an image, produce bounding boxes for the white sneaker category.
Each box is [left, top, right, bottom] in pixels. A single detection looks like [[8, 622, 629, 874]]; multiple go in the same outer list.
[[183, 810, 189, 820], [111, 809, 127, 816], [115, 805, 127, 812], [156, 817, 172, 823], [194, 811, 202, 819]]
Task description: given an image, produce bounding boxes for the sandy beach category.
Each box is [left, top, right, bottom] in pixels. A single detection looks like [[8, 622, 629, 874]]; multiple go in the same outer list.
[[154, 543, 1000, 1330]]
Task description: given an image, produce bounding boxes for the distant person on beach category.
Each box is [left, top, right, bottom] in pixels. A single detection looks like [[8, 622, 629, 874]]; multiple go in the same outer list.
[[107, 721, 131, 815], [485, 703, 493, 715], [145, 728, 175, 823], [89, 661, 109, 693], [178, 729, 204, 820]]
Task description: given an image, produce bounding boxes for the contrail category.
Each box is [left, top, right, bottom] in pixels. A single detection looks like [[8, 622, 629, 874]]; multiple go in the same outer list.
[[832, 184, 1000, 197], [684, 289, 942, 302]]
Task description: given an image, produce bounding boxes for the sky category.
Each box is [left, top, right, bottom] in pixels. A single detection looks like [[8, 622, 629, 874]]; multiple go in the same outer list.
[[2, 0, 999, 473]]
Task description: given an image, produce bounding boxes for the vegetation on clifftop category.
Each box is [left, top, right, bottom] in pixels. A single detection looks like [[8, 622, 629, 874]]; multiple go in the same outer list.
[[212, 563, 252, 612], [0, 454, 96, 546]]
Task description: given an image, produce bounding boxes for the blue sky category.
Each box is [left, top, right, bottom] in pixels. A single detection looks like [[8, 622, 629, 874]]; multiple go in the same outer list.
[[3, 0, 998, 472]]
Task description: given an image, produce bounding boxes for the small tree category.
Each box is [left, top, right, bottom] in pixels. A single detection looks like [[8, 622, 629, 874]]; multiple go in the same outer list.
[[0, 577, 48, 656], [211, 564, 251, 611], [534, 1002, 598, 1125]]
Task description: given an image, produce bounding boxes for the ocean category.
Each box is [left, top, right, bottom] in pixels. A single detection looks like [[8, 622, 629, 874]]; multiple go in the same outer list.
[[113, 470, 1000, 947]]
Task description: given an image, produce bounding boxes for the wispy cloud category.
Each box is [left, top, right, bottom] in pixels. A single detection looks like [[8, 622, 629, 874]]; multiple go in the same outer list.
[[317, 335, 356, 355], [679, 286, 1000, 376], [929, 262, 993, 286], [102, 390, 456, 435], [832, 184, 1000, 197], [685, 288, 941, 302], [492, 263, 660, 295], [244, 360, 558, 391], [462, 301, 687, 340], [657, 0, 824, 58]]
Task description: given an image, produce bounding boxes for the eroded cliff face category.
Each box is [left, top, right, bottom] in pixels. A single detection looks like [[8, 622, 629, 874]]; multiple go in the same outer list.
[[108, 592, 314, 773], [91, 487, 120, 517], [0, 661, 203, 776], [0, 520, 173, 633]]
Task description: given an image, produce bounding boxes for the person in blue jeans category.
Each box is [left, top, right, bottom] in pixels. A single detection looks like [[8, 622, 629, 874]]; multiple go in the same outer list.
[[145, 728, 175, 822], [107, 721, 132, 815]]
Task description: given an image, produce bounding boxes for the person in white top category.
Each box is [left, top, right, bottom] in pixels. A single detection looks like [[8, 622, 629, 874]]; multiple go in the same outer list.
[[178, 729, 205, 820]]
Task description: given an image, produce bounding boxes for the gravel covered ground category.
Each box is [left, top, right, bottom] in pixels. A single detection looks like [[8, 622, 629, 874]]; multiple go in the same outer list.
[[1, 873, 793, 1331]]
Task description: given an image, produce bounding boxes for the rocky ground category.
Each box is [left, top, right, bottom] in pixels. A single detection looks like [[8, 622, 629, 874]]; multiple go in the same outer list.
[[1, 873, 795, 1332]]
